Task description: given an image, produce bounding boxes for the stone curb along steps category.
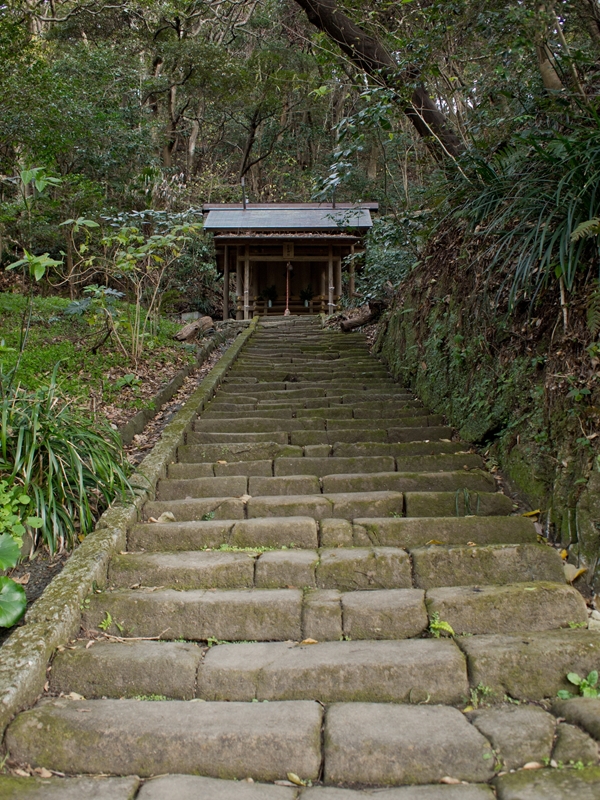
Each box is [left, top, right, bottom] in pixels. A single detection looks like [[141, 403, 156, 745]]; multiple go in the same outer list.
[[2, 316, 600, 800]]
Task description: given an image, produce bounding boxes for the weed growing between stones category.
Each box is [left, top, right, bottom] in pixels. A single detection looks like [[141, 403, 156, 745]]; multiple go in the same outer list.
[[557, 671, 600, 699], [428, 612, 454, 638]]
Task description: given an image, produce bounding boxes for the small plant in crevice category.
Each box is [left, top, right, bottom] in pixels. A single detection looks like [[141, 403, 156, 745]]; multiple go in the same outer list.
[[428, 612, 455, 638], [557, 671, 600, 700], [455, 488, 480, 517]]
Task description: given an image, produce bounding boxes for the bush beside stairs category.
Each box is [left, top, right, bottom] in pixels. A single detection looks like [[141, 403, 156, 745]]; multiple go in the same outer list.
[[3, 316, 600, 799]]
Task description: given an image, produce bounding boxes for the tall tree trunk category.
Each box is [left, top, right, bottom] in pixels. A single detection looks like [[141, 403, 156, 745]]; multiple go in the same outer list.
[[293, 0, 463, 160]]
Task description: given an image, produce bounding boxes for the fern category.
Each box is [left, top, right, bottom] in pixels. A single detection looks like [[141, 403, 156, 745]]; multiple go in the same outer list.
[[572, 218, 600, 242], [588, 282, 600, 337]]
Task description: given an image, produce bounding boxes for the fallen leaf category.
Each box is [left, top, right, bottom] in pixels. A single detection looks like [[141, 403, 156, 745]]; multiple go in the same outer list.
[[85, 640, 94, 649], [43, 681, 49, 692], [12, 573, 30, 585], [426, 540, 445, 546], [467, 541, 477, 547], [287, 773, 307, 786], [35, 768, 53, 779], [13, 769, 30, 777], [564, 563, 587, 583], [301, 638, 318, 645], [67, 692, 85, 701], [239, 494, 252, 503], [560, 549, 569, 560], [156, 511, 176, 523], [522, 509, 541, 518], [148, 517, 158, 523], [440, 777, 460, 784], [217, 460, 228, 464], [274, 781, 295, 787], [523, 762, 544, 770]]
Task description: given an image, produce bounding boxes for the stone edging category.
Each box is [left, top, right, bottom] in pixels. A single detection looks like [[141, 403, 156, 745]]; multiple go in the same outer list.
[[0, 316, 259, 739]]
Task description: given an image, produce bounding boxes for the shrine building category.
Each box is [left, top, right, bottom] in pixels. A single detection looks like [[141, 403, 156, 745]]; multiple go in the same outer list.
[[203, 202, 377, 319]]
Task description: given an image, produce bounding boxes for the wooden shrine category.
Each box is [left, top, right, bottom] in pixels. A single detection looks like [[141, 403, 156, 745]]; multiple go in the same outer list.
[[203, 202, 377, 319]]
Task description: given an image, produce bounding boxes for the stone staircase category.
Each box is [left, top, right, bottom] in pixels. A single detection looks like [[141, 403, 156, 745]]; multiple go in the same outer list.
[[4, 316, 600, 799]]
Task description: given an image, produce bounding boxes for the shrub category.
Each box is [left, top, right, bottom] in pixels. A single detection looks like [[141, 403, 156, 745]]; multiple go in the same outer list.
[[0, 365, 132, 553]]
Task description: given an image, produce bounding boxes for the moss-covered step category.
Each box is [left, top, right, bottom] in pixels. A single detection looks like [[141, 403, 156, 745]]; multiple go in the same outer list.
[[50, 640, 203, 700], [169, 459, 273, 479], [404, 491, 514, 516], [82, 588, 303, 640], [426, 581, 587, 635], [143, 496, 246, 522], [157, 475, 248, 501], [193, 418, 325, 433], [196, 639, 468, 704], [323, 704, 495, 786], [128, 517, 319, 551], [456, 629, 600, 701], [494, 767, 600, 800], [246, 491, 404, 520], [0, 776, 140, 799], [350, 516, 538, 548], [203, 409, 295, 419], [320, 470, 495, 494], [332, 442, 464, 458], [325, 417, 445, 429], [177, 442, 301, 463], [187, 431, 290, 445], [410, 543, 565, 588], [274, 456, 396, 476], [5, 699, 322, 780]]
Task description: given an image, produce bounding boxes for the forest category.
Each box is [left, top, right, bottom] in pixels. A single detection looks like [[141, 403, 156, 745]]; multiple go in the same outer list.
[[1, 0, 600, 619]]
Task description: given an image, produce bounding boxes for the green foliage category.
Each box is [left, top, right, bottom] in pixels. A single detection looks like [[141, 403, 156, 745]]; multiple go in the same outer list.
[[0, 577, 27, 628], [428, 611, 455, 638], [0, 366, 133, 552], [557, 671, 600, 700]]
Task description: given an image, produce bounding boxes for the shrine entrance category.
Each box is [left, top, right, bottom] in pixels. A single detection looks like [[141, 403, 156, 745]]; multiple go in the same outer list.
[[203, 203, 376, 319]]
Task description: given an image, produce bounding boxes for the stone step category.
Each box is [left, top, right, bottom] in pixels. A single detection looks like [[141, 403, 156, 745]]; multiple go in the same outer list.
[[332, 441, 463, 457], [129, 516, 319, 551], [405, 490, 514, 516], [51, 639, 469, 704], [156, 470, 495, 501], [6, 699, 323, 780], [193, 417, 445, 434], [129, 515, 536, 553], [109, 544, 562, 593], [177, 442, 302, 463], [82, 581, 581, 641], [426, 581, 587, 635], [169, 459, 273, 479], [144, 490, 404, 522]]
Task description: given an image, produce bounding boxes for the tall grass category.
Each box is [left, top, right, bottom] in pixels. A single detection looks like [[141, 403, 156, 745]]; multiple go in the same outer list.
[[0, 365, 132, 552], [452, 114, 600, 304]]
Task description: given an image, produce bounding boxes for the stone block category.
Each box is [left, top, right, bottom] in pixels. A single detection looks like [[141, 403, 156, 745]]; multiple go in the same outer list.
[[144, 497, 245, 522], [323, 703, 495, 785], [82, 588, 302, 641], [231, 517, 318, 548], [426, 582, 587, 635], [247, 495, 333, 520], [322, 471, 494, 495], [302, 589, 342, 641], [197, 639, 467, 704], [317, 548, 412, 591], [213, 460, 273, 477], [255, 550, 318, 588], [0, 776, 139, 799], [459, 629, 600, 701], [494, 767, 600, 800], [352, 516, 537, 548], [6, 699, 323, 781], [128, 520, 235, 552], [411, 544, 565, 589], [552, 722, 599, 765], [320, 519, 354, 547], [137, 775, 296, 800], [275, 456, 396, 477], [553, 697, 600, 741], [50, 641, 201, 700], [249, 475, 320, 496], [342, 589, 428, 640], [109, 551, 255, 590], [404, 491, 514, 517], [468, 705, 555, 770], [157, 476, 247, 501], [327, 491, 404, 520]]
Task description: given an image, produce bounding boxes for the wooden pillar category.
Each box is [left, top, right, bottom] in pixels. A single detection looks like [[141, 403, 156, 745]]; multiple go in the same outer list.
[[236, 253, 242, 321], [320, 267, 327, 314], [244, 244, 250, 320], [349, 244, 355, 299], [335, 255, 342, 305], [222, 244, 229, 321], [328, 245, 334, 315]]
